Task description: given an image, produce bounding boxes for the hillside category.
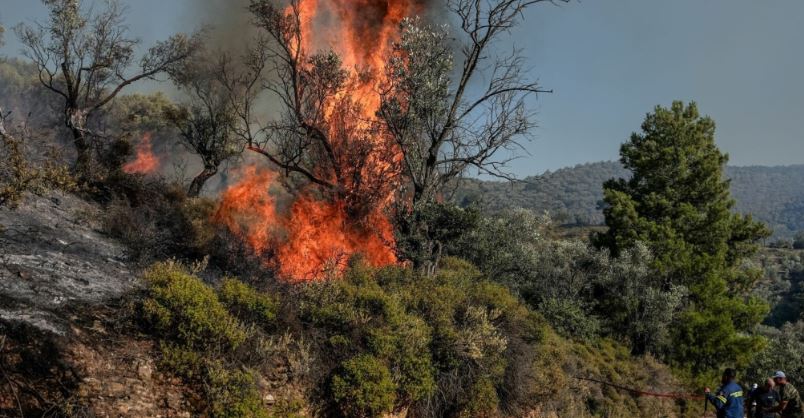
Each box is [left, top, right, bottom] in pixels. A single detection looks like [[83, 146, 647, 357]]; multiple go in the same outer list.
[[0, 191, 698, 417], [455, 161, 804, 237]]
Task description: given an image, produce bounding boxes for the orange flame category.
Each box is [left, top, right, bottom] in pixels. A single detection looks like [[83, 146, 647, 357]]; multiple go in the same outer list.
[[215, 166, 396, 282], [216, 0, 424, 281], [123, 133, 159, 175]]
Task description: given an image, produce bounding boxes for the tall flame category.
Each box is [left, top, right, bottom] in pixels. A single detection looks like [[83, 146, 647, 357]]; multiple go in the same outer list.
[[123, 133, 159, 175], [216, 0, 424, 281]]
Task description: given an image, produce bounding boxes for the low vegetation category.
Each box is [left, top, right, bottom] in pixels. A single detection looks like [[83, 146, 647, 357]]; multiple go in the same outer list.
[[133, 257, 695, 418]]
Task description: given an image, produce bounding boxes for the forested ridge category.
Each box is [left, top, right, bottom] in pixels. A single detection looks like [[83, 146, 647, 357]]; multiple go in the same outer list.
[[455, 161, 804, 237]]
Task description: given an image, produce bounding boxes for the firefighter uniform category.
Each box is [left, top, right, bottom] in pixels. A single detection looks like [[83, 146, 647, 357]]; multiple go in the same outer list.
[[707, 380, 745, 418]]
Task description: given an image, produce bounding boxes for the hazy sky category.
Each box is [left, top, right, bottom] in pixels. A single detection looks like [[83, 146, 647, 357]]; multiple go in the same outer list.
[[2, 0, 803, 176]]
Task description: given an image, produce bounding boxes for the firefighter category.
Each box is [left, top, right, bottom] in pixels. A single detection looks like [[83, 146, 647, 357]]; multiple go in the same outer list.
[[705, 368, 744, 418]]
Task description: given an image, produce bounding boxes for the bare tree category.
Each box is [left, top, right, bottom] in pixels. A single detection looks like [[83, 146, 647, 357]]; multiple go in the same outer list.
[[241, 1, 400, 221], [166, 53, 247, 197], [14, 0, 199, 177], [380, 1, 564, 208]]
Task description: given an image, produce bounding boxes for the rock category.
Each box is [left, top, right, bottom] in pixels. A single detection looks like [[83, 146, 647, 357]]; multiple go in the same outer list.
[[0, 192, 136, 334], [137, 362, 154, 381], [264, 394, 276, 405]]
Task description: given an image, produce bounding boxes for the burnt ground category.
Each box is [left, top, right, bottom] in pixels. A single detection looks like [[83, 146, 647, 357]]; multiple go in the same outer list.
[[0, 192, 197, 417]]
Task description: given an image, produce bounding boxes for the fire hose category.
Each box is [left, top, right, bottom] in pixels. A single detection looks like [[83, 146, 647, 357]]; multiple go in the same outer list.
[[573, 376, 705, 400], [572, 376, 718, 417]]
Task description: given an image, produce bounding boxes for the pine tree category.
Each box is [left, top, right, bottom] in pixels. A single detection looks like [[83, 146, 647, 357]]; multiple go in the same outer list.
[[595, 101, 770, 373]]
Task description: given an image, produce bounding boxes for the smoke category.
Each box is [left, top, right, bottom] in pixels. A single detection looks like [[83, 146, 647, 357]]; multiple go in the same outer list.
[[187, 0, 441, 55], [187, 0, 256, 51]]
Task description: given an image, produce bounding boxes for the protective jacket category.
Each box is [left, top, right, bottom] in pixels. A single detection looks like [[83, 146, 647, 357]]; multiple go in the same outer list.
[[707, 381, 745, 418]]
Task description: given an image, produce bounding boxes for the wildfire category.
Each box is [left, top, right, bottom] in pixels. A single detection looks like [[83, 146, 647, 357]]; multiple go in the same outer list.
[[216, 0, 424, 281], [216, 166, 397, 281], [298, 0, 427, 111], [123, 133, 159, 175]]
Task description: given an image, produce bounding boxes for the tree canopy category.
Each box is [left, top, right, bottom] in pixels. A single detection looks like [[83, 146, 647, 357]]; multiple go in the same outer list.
[[594, 101, 771, 372]]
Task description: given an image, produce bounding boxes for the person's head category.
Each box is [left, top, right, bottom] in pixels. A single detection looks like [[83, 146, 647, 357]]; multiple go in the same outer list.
[[773, 371, 788, 385], [765, 378, 776, 390], [722, 368, 737, 384]]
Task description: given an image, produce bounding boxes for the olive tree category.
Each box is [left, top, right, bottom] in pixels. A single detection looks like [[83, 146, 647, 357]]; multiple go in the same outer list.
[[380, 0, 565, 206], [166, 52, 250, 197], [378, 1, 566, 266], [14, 0, 198, 177]]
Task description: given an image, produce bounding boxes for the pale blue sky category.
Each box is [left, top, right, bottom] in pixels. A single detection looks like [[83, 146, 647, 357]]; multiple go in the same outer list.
[[2, 0, 803, 175]]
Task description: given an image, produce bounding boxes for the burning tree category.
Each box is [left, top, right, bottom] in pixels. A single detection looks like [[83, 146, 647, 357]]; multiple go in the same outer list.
[[14, 0, 199, 177], [216, 0, 560, 280]]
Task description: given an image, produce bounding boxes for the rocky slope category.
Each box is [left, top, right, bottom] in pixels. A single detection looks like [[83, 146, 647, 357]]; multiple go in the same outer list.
[[0, 192, 195, 417]]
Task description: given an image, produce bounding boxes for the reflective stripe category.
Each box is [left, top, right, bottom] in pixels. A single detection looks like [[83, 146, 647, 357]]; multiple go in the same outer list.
[[716, 396, 727, 403], [730, 391, 743, 398]]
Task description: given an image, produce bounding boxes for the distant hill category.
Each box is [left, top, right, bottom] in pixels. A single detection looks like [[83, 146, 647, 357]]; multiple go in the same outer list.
[[454, 161, 804, 238]]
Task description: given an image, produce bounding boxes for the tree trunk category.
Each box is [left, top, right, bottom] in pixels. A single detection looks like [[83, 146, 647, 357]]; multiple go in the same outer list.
[[188, 166, 218, 197], [72, 127, 91, 176], [67, 108, 91, 177]]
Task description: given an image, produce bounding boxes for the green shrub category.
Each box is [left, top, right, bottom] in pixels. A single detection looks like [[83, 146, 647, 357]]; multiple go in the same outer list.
[[299, 258, 554, 417], [219, 278, 278, 325], [206, 364, 269, 418], [331, 354, 397, 418], [142, 261, 246, 350], [462, 377, 499, 418], [746, 322, 804, 388], [160, 341, 204, 379]]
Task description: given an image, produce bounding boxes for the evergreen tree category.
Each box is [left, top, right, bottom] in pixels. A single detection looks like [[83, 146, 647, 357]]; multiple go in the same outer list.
[[595, 101, 770, 373]]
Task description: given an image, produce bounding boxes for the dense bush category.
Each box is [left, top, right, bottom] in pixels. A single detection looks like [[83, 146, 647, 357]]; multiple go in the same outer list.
[[206, 364, 269, 418], [142, 261, 246, 350], [445, 208, 685, 355], [141, 261, 279, 417], [219, 277, 278, 326], [132, 245, 696, 417], [294, 257, 551, 417], [330, 355, 397, 418], [745, 322, 804, 388]]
